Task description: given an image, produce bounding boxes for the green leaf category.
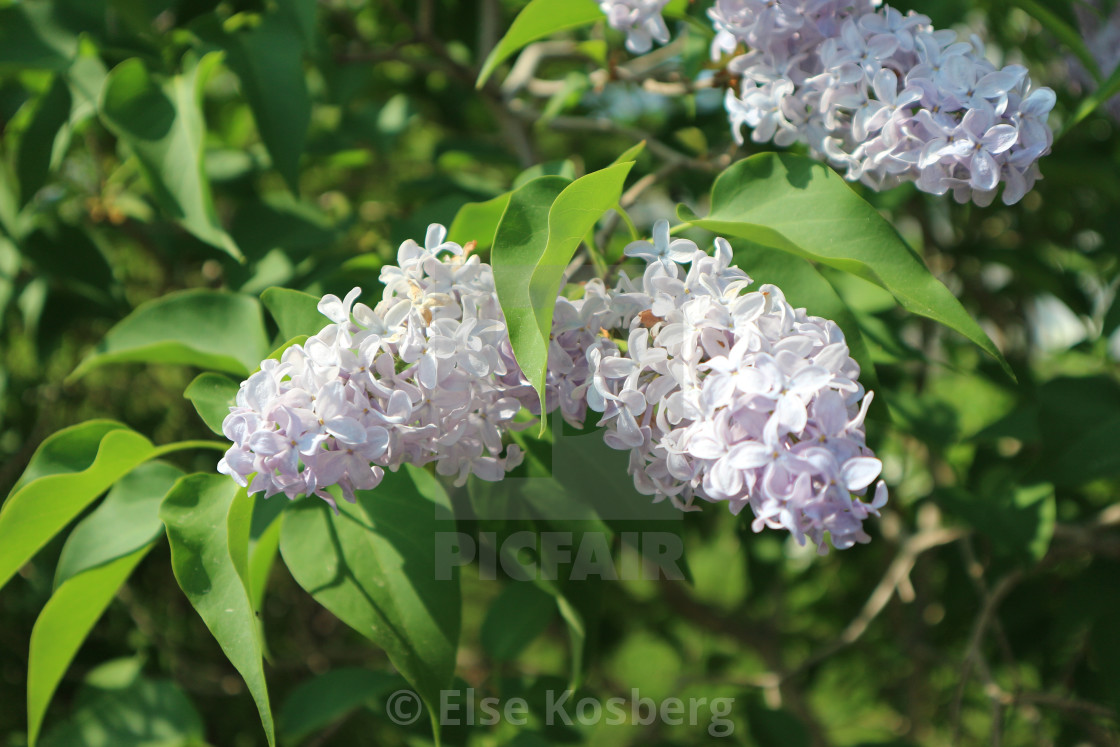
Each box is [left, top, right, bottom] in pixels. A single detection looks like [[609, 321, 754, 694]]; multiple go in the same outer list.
[[0, 426, 157, 593], [278, 466, 460, 720], [447, 193, 511, 251], [16, 75, 72, 206], [99, 53, 242, 260], [492, 175, 569, 420], [10, 420, 129, 493], [494, 162, 634, 419], [161, 476, 276, 746], [221, 14, 310, 192], [184, 372, 239, 436], [0, 3, 78, 71], [260, 286, 328, 341], [732, 243, 881, 400], [248, 506, 283, 630], [277, 668, 399, 743], [28, 544, 153, 747], [477, 0, 603, 87], [276, 0, 318, 47], [70, 289, 270, 380], [38, 661, 205, 747], [54, 461, 183, 588], [481, 581, 556, 661], [678, 153, 1012, 379]]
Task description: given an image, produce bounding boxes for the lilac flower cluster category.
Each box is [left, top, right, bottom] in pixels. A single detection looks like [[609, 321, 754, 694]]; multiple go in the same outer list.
[[599, 0, 672, 54], [546, 219, 887, 553], [217, 225, 536, 507], [715, 0, 1055, 205], [559, 221, 888, 553], [217, 218, 886, 551]]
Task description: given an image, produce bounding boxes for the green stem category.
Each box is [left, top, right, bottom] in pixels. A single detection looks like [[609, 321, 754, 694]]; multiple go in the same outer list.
[[614, 203, 639, 242], [668, 222, 693, 236], [151, 440, 230, 458]]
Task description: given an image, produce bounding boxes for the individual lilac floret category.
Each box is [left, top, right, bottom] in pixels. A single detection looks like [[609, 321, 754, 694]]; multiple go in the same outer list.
[[557, 222, 888, 553], [715, 0, 1056, 205], [218, 225, 536, 507], [599, 0, 672, 54]]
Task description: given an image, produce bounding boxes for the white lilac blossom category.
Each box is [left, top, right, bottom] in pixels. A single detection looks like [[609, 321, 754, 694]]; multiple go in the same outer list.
[[558, 220, 888, 553], [217, 225, 538, 507], [716, 0, 1056, 205], [599, 0, 672, 54]]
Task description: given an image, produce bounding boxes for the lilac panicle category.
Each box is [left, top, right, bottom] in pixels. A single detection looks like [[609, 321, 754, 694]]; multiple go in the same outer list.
[[218, 225, 536, 507], [554, 220, 888, 553], [715, 0, 1055, 205]]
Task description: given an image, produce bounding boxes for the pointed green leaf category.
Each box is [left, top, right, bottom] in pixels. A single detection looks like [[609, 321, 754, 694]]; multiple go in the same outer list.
[[184, 372, 239, 436], [492, 175, 569, 419], [54, 461, 182, 588], [99, 53, 242, 260], [0, 427, 156, 593], [493, 162, 634, 418], [222, 14, 310, 192], [10, 420, 129, 494], [679, 153, 1012, 378], [447, 193, 511, 250], [70, 289, 270, 380], [260, 286, 328, 341], [278, 466, 460, 717], [28, 543, 153, 747], [161, 476, 275, 746], [0, 3, 78, 71], [478, 0, 603, 87]]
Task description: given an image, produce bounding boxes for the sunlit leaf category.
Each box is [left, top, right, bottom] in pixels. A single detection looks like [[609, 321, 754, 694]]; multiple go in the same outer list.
[[0, 425, 156, 592], [161, 476, 276, 746], [99, 53, 242, 259], [679, 153, 1012, 378], [184, 372, 239, 436], [478, 0, 603, 87], [70, 289, 270, 380], [260, 286, 328, 341], [28, 544, 153, 747], [448, 193, 511, 250], [278, 466, 460, 724], [54, 460, 182, 588], [493, 162, 634, 419], [221, 14, 310, 192]]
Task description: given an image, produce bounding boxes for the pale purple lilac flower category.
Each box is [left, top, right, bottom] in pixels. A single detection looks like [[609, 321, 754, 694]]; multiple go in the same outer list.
[[599, 0, 672, 54], [716, 0, 1056, 205], [557, 220, 888, 553], [218, 225, 536, 507]]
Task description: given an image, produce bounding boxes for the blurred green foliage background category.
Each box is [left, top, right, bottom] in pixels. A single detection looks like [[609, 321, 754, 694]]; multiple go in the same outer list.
[[2, 0, 1120, 745]]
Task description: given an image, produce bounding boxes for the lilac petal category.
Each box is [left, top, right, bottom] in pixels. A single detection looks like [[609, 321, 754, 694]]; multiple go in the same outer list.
[[981, 124, 1019, 155], [325, 417, 367, 445], [841, 457, 883, 492], [726, 442, 773, 470], [970, 149, 1000, 192]]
